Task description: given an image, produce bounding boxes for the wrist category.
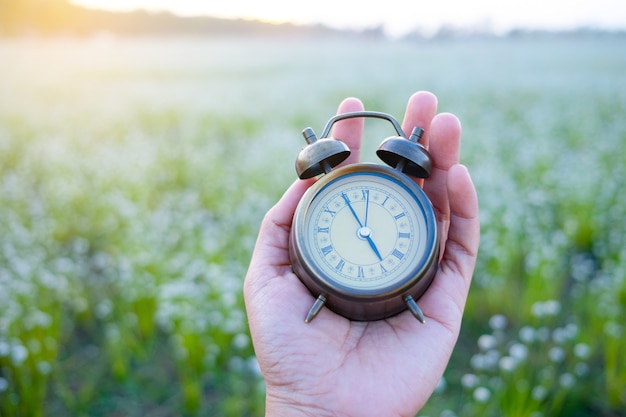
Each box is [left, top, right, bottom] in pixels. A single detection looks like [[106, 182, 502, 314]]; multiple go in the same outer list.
[[264, 390, 337, 417]]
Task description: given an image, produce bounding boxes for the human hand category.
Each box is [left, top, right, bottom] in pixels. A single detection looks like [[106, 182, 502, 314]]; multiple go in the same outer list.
[[244, 91, 480, 417]]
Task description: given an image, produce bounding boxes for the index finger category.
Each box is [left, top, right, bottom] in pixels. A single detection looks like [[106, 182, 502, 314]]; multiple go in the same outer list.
[[330, 97, 365, 166], [401, 91, 438, 149]]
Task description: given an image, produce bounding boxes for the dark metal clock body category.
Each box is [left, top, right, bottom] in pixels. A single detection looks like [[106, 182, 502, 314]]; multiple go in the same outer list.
[[288, 111, 439, 323], [289, 163, 439, 321]]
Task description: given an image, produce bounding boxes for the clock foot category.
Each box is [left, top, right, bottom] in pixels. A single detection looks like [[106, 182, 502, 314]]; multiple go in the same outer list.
[[404, 295, 426, 324], [305, 295, 327, 323]]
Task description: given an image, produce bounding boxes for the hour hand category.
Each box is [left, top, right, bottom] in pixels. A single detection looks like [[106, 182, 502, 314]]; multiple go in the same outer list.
[[358, 227, 383, 261], [366, 236, 383, 261]]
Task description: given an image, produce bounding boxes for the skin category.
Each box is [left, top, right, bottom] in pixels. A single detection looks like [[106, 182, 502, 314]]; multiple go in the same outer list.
[[244, 91, 480, 417]]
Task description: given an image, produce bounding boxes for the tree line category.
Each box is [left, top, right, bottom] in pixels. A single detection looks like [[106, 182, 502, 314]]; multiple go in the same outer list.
[[1, 0, 622, 39], [0, 0, 344, 37]]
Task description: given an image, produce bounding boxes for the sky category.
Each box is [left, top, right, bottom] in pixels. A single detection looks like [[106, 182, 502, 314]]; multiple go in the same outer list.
[[71, 0, 626, 37]]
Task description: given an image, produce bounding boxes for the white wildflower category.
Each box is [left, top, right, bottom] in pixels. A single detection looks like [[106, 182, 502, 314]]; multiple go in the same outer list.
[[11, 344, 28, 366], [473, 386, 491, 403], [509, 343, 529, 361], [519, 326, 536, 344], [532, 385, 548, 401], [574, 343, 591, 359], [549, 346, 565, 363], [477, 334, 498, 351], [461, 373, 480, 389], [488, 314, 508, 331], [499, 356, 518, 372], [559, 373, 575, 388]]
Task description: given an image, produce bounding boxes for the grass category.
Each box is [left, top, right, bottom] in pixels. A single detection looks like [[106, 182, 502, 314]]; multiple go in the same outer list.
[[1, 34, 625, 416]]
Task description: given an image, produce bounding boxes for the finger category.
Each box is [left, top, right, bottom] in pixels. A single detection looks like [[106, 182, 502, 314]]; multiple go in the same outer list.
[[422, 113, 462, 253], [418, 164, 478, 329], [400, 91, 438, 187], [244, 189, 314, 335], [401, 91, 438, 147], [427, 113, 462, 171], [441, 164, 480, 293], [331, 97, 365, 166], [249, 178, 315, 273], [423, 113, 462, 214]]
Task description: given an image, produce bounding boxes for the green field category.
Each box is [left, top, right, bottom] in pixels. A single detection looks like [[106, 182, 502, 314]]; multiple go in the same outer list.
[[1, 35, 625, 416]]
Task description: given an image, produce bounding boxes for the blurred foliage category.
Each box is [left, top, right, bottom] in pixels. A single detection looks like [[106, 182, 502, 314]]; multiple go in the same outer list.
[[0, 34, 625, 417]]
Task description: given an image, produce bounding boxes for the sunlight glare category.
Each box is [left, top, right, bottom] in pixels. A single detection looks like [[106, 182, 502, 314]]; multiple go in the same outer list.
[[71, 0, 626, 37]]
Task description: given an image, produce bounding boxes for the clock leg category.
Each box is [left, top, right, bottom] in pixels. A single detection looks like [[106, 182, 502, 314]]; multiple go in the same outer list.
[[404, 295, 426, 324], [305, 295, 327, 323]]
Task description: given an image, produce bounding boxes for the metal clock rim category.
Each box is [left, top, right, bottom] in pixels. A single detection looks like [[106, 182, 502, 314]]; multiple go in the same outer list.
[[290, 163, 439, 301]]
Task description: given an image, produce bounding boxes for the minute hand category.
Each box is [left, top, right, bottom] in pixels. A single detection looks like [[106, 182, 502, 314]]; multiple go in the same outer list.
[[341, 193, 383, 261], [342, 192, 364, 227]]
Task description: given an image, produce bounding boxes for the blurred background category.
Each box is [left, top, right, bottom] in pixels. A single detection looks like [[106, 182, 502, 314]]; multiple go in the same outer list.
[[1, 1, 625, 416]]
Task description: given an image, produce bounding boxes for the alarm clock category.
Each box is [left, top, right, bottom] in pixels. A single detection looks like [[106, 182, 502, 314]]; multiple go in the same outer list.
[[289, 111, 439, 323]]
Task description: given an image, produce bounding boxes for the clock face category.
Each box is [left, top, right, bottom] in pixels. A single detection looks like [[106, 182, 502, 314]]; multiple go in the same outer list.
[[296, 164, 437, 295]]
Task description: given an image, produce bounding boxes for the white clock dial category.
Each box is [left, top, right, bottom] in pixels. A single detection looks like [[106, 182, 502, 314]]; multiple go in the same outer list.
[[303, 169, 429, 292]]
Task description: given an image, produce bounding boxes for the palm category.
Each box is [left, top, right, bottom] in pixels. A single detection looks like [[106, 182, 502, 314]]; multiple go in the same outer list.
[[244, 92, 479, 417], [247, 230, 466, 417]]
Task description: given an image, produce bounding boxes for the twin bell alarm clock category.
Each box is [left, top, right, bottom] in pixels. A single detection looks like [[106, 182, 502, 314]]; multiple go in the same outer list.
[[288, 111, 439, 323]]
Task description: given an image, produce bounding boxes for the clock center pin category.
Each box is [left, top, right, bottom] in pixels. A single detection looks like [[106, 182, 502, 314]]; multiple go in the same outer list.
[[357, 227, 372, 239]]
